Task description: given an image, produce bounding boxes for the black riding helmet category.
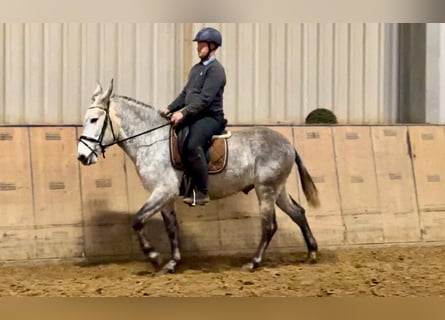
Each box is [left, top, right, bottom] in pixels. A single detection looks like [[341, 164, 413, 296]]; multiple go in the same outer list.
[[193, 27, 222, 61], [193, 27, 222, 46]]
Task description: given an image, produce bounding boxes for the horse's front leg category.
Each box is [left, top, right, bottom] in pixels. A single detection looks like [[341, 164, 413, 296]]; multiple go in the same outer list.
[[132, 188, 175, 269], [157, 201, 181, 274]]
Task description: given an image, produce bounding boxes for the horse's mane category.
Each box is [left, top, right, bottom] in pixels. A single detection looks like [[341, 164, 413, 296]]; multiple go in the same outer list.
[[113, 95, 158, 111]]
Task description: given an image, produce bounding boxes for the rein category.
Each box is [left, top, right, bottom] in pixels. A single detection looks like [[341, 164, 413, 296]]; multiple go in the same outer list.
[[103, 121, 172, 148], [78, 102, 172, 158]]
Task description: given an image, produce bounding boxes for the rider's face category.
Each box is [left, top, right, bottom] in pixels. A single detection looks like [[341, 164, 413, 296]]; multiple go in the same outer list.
[[197, 41, 209, 59]]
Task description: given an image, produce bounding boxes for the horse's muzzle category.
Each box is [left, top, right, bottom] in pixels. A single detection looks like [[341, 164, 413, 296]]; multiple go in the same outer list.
[[78, 153, 93, 166]]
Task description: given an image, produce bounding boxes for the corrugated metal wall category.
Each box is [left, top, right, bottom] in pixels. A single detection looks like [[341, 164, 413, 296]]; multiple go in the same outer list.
[[191, 23, 396, 124], [0, 23, 396, 125], [0, 23, 184, 125]]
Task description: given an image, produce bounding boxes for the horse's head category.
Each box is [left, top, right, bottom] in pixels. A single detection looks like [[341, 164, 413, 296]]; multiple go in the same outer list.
[[77, 79, 120, 166]]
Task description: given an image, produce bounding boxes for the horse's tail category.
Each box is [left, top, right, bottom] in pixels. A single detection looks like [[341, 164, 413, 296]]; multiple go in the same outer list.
[[294, 149, 320, 208]]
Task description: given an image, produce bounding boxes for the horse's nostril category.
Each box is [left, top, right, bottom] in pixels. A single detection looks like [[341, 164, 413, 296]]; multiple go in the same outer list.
[[78, 154, 86, 162]]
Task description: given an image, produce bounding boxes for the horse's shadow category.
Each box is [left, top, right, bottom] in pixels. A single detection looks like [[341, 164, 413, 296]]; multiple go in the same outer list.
[[80, 208, 170, 264], [79, 206, 339, 274], [164, 249, 339, 275]]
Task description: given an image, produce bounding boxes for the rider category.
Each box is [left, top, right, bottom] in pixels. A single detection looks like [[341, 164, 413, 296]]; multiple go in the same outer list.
[[162, 27, 227, 205]]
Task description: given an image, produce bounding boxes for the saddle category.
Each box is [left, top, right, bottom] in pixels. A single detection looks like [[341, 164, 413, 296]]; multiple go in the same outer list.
[[169, 126, 231, 174]]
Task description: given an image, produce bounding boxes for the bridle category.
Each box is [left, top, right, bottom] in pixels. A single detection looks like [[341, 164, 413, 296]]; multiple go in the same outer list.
[[78, 101, 172, 159]]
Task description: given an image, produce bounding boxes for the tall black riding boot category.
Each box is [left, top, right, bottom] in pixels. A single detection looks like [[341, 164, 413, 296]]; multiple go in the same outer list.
[[183, 147, 210, 206]]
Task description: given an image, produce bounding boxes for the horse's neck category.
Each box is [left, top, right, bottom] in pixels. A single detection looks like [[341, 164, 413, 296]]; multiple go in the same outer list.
[[112, 96, 169, 161]]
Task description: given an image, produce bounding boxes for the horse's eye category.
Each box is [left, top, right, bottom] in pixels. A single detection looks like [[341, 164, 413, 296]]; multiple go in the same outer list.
[[90, 118, 98, 124]]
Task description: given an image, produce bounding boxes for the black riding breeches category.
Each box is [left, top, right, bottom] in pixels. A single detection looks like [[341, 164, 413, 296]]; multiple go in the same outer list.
[[185, 115, 226, 156], [183, 114, 226, 194]]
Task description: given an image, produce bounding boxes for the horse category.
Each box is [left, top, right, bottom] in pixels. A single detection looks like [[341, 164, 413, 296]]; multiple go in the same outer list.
[[77, 79, 320, 273]]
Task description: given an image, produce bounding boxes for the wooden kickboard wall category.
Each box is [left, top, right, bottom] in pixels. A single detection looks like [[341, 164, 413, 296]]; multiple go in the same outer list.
[[0, 125, 444, 263]]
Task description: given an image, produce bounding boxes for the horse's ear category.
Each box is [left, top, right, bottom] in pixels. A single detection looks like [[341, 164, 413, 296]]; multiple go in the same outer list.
[[92, 81, 103, 99], [102, 79, 114, 103]]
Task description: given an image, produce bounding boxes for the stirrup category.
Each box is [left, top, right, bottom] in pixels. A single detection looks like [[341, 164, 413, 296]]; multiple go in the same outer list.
[[190, 190, 198, 207], [183, 190, 210, 207]]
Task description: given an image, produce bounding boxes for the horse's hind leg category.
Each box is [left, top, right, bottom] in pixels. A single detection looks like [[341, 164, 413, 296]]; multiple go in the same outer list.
[[158, 201, 181, 274], [242, 184, 278, 271], [276, 188, 318, 262]]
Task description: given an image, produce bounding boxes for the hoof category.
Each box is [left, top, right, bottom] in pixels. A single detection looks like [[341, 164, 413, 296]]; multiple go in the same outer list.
[[306, 251, 318, 264], [241, 261, 259, 272], [156, 260, 177, 275], [148, 251, 163, 268]]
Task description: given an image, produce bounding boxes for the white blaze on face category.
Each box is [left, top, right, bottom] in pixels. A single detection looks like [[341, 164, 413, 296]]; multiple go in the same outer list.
[[77, 113, 102, 165]]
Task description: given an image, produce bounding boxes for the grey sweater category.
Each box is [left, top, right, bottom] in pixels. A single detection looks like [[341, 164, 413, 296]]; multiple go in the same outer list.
[[167, 58, 226, 118]]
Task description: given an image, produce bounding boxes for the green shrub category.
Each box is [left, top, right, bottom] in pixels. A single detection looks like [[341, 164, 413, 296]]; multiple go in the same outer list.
[[305, 108, 338, 124]]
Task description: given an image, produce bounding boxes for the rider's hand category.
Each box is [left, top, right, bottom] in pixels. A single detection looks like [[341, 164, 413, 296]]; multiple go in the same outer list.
[[160, 108, 173, 121], [171, 111, 184, 126]]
